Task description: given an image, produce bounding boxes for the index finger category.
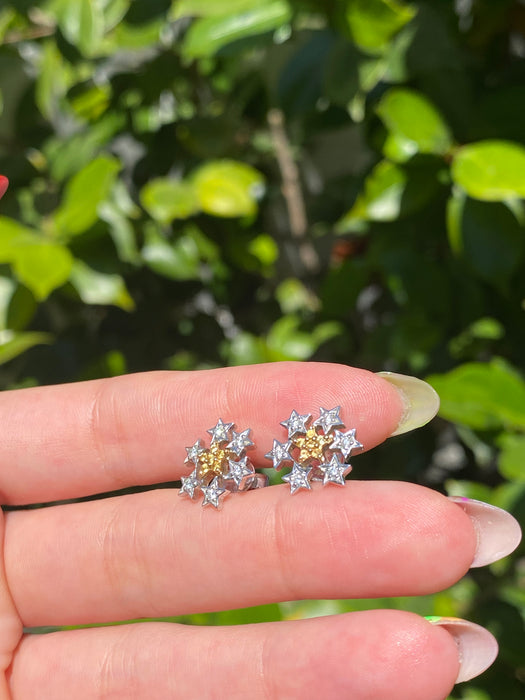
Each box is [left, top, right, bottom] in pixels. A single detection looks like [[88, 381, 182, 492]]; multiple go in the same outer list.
[[0, 362, 409, 505]]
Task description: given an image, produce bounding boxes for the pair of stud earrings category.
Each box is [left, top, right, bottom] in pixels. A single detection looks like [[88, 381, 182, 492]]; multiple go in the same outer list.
[[180, 407, 363, 509]]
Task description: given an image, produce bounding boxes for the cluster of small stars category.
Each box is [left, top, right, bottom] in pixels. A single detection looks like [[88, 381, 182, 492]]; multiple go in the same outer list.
[[180, 419, 255, 508], [265, 407, 362, 494]]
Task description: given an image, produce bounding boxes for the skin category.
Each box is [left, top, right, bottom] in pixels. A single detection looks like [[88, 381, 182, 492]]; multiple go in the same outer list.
[[0, 362, 476, 699]]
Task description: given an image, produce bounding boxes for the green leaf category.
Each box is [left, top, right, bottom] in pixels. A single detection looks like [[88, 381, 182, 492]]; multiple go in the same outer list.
[[451, 140, 525, 201], [35, 40, 75, 121], [336, 160, 438, 231], [0, 330, 53, 366], [69, 260, 135, 311], [12, 241, 73, 301], [446, 195, 524, 285], [226, 331, 268, 365], [98, 201, 141, 265], [0, 218, 36, 260], [140, 178, 200, 223], [377, 88, 453, 159], [0, 219, 74, 300], [45, 114, 125, 182], [141, 225, 201, 280], [427, 359, 525, 431], [498, 434, 525, 482], [54, 156, 121, 237], [0, 276, 16, 330], [265, 316, 341, 361], [344, 0, 417, 55], [0, 277, 36, 332], [172, 0, 264, 19], [50, 0, 105, 57], [182, 1, 291, 59], [192, 160, 265, 218]]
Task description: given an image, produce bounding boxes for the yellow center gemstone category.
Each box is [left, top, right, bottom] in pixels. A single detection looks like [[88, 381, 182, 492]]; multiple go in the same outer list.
[[294, 428, 333, 463], [197, 443, 232, 481]]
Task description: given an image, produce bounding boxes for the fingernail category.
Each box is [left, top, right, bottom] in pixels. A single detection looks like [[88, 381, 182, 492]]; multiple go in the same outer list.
[[449, 497, 522, 567], [425, 616, 498, 683], [376, 372, 440, 436]]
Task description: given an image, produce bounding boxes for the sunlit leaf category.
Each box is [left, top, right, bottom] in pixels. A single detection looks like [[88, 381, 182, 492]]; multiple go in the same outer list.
[[172, 0, 264, 19], [192, 160, 265, 218], [54, 156, 121, 237], [50, 0, 105, 57], [344, 0, 417, 55], [451, 140, 525, 201], [377, 88, 453, 159], [428, 359, 525, 430], [69, 260, 135, 311], [140, 178, 200, 223], [141, 225, 201, 280], [182, 1, 291, 59], [498, 434, 525, 482], [0, 330, 53, 366], [0, 219, 73, 300], [12, 241, 73, 301], [336, 160, 439, 232]]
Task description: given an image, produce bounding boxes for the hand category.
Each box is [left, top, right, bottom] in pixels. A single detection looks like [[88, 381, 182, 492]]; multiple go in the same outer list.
[[0, 363, 520, 699]]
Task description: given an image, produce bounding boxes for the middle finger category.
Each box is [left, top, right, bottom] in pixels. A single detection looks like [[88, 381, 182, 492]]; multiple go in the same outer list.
[[5, 482, 477, 627]]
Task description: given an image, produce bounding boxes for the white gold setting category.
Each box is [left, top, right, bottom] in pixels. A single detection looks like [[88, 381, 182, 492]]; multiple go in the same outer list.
[[270, 407, 362, 493], [180, 420, 267, 509]]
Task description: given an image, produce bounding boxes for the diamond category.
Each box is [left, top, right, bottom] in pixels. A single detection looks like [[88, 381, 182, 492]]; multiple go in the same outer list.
[[313, 406, 344, 434], [282, 462, 312, 494], [280, 410, 311, 438], [265, 439, 293, 469]]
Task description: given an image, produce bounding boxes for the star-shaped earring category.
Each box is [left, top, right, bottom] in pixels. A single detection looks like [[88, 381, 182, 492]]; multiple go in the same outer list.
[[319, 454, 352, 486], [225, 456, 255, 489], [185, 439, 204, 465], [313, 406, 344, 434], [264, 438, 293, 469], [207, 419, 235, 444], [281, 462, 312, 494], [201, 476, 228, 508], [181, 419, 264, 507], [268, 407, 362, 493], [227, 428, 254, 456], [179, 469, 201, 499], [329, 428, 362, 460], [280, 410, 311, 438]]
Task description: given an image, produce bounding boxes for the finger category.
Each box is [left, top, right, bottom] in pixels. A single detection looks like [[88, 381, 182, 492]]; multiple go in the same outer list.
[[0, 511, 23, 696], [0, 363, 404, 504], [5, 482, 476, 627], [8, 612, 461, 700]]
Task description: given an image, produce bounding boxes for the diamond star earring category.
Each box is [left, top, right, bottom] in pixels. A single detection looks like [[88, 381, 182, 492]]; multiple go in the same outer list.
[[266, 407, 362, 494], [180, 419, 268, 509]]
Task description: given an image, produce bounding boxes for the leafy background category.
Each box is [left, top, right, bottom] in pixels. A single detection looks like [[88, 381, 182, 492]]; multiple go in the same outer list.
[[1, 0, 525, 697]]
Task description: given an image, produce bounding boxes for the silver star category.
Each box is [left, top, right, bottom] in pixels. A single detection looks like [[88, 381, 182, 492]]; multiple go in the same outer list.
[[207, 418, 234, 445], [281, 410, 311, 438], [330, 428, 363, 459], [184, 439, 205, 465], [179, 469, 201, 499], [265, 439, 293, 469], [227, 428, 254, 456], [225, 456, 254, 488], [201, 476, 228, 508], [282, 462, 312, 494], [313, 406, 344, 434], [319, 454, 351, 486]]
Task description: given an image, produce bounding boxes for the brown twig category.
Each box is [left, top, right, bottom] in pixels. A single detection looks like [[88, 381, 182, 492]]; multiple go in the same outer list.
[[2, 26, 56, 44], [267, 108, 319, 274]]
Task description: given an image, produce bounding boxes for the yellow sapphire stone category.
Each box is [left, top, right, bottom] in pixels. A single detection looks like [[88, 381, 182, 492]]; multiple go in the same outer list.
[[294, 428, 333, 463], [197, 443, 232, 481]]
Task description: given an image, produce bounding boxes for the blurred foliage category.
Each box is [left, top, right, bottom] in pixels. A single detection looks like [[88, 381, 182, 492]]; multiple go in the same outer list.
[[1, 0, 524, 696]]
